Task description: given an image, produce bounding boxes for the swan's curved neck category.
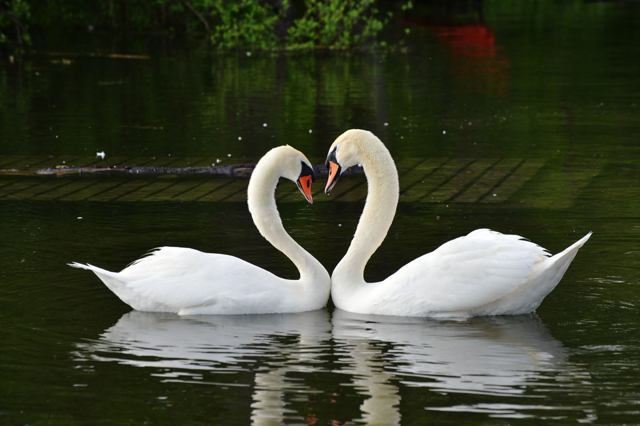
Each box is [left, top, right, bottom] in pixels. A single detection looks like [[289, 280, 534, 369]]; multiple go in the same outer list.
[[247, 165, 324, 284], [334, 139, 399, 287]]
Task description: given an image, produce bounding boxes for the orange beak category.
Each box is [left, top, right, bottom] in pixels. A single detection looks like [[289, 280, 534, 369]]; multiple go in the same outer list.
[[297, 175, 314, 204], [324, 161, 341, 195]]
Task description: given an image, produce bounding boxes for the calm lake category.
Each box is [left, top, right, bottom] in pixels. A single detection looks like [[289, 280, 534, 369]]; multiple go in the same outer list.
[[1, 1, 640, 424]]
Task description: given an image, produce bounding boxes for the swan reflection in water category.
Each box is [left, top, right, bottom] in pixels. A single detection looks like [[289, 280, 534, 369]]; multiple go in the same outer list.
[[74, 309, 589, 423], [75, 310, 332, 425], [332, 309, 568, 396]]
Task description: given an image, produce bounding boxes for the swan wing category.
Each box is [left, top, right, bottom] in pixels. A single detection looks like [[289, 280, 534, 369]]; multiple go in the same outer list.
[[124, 247, 290, 314], [74, 247, 288, 314], [381, 229, 550, 314]]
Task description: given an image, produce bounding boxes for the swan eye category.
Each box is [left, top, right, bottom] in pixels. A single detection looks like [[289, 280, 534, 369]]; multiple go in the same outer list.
[[299, 161, 316, 183], [325, 147, 339, 170]]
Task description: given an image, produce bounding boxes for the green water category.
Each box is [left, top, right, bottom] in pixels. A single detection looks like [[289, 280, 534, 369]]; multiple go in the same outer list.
[[1, 1, 640, 424]]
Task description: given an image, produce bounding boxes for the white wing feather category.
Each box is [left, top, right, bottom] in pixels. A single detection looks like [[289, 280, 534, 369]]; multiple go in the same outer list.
[[362, 229, 552, 315], [71, 247, 298, 315]]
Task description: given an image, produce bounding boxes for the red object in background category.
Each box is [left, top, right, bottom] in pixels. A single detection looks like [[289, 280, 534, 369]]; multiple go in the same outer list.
[[433, 23, 510, 96], [434, 24, 497, 58]]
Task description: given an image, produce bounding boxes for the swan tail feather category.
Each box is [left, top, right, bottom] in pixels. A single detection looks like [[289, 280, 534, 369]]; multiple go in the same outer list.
[[68, 262, 175, 313], [538, 231, 592, 287], [470, 232, 591, 316], [504, 232, 591, 314], [553, 232, 592, 260], [69, 261, 117, 276]]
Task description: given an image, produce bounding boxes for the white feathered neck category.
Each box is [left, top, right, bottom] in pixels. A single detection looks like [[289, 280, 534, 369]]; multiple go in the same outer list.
[[332, 130, 400, 285], [247, 146, 326, 284]]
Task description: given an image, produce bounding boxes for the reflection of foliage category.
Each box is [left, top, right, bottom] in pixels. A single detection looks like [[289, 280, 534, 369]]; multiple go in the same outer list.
[[0, 0, 31, 49], [199, 53, 385, 154], [0, 46, 387, 159]]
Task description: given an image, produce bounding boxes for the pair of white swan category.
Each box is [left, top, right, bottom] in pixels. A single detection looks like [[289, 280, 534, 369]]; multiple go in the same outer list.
[[71, 130, 591, 317]]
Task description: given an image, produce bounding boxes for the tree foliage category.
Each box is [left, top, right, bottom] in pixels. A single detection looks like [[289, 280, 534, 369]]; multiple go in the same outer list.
[[1, 0, 401, 52], [287, 0, 390, 49]]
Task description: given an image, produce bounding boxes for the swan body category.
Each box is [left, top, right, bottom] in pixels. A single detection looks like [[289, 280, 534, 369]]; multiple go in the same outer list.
[[324, 129, 591, 317], [70, 145, 330, 315]]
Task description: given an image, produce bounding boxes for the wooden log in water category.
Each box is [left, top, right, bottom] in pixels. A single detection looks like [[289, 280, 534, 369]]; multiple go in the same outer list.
[[0, 163, 363, 178]]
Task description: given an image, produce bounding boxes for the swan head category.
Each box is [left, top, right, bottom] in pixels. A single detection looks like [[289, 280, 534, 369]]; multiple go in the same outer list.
[[324, 129, 376, 194], [258, 145, 316, 204], [295, 161, 316, 204]]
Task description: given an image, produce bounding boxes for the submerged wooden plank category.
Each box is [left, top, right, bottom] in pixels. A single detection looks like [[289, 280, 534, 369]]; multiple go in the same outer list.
[[403, 158, 474, 201], [325, 175, 367, 202], [88, 180, 151, 201], [0, 179, 42, 198], [2, 179, 72, 200], [311, 178, 330, 199], [58, 180, 124, 201], [395, 158, 424, 174], [0, 157, 603, 207], [399, 158, 449, 202], [197, 180, 248, 202], [223, 182, 255, 202], [117, 180, 177, 202], [144, 180, 208, 201], [34, 179, 99, 200], [334, 175, 368, 202], [0, 179, 16, 189], [484, 159, 547, 203], [399, 158, 448, 191], [276, 185, 305, 203], [171, 180, 231, 202], [427, 159, 498, 203], [455, 158, 522, 203], [523, 160, 605, 209]]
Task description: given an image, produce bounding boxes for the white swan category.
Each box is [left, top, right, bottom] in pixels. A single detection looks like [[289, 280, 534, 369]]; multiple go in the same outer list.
[[324, 129, 591, 317], [70, 145, 331, 315]]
